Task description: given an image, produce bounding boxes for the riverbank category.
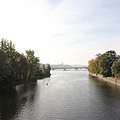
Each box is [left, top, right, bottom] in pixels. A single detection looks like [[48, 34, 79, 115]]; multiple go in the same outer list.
[[89, 73, 120, 87]]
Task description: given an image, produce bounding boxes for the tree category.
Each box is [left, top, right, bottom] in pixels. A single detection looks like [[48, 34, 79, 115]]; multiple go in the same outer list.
[[111, 58, 120, 78], [0, 38, 50, 90], [88, 50, 118, 77], [18, 54, 29, 83], [0, 49, 11, 89], [88, 59, 96, 74], [0, 38, 16, 88], [25, 50, 40, 81], [45, 64, 51, 77], [98, 51, 117, 77]]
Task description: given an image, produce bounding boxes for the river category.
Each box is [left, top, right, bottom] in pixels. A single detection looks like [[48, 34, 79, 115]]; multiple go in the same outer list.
[[0, 70, 120, 120]]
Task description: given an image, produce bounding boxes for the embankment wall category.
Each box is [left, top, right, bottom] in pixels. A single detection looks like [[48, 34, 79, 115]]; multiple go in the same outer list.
[[89, 73, 120, 87]]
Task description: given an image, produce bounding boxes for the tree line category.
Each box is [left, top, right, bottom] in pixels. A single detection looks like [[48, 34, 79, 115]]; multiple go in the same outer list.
[[0, 38, 51, 90], [88, 50, 120, 78]]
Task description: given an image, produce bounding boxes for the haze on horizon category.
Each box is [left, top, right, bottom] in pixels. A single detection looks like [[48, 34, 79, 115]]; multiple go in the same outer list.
[[0, 0, 120, 65]]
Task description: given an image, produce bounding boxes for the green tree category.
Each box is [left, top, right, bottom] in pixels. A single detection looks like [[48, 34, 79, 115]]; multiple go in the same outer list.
[[88, 59, 96, 74], [17, 54, 29, 83], [0, 38, 51, 90], [25, 50, 40, 81], [0, 49, 12, 89], [111, 58, 120, 78], [45, 64, 51, 77], [0, 38, 16, 88], [0, 39, 29, 88], [88, 50, 117, 77], [98, 51, 117, 77]]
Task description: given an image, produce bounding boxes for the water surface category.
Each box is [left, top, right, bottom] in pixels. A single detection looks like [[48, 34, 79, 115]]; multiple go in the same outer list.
[[0, 70, 120, 120]]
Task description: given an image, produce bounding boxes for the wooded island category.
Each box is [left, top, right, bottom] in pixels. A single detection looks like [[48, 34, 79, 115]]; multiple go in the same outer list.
[[0, 38, 51, 90]]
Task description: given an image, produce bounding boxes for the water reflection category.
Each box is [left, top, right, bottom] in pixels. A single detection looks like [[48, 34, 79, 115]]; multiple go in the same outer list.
[[88, 75, 120, 120], [1, 71, 120, 120], [0, 83, 37, 120], [89, 75, 120, 96]]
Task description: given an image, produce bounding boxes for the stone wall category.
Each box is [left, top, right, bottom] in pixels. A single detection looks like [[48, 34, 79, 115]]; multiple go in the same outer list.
[[89, 73, 120, 87]]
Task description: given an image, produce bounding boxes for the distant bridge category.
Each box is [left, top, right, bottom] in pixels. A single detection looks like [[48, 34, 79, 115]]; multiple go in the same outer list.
[[51, 66, 88, 70]]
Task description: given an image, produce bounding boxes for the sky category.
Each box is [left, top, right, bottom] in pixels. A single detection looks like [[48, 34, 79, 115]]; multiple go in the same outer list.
[[0, 0, 120, 65]]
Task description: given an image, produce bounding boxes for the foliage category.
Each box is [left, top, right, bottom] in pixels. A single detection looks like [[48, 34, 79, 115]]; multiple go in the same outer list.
[[111, 58, 120, 78], [25, 50, 40, 82], [88, 50, 118, 77], [45, 64, 51, 77], [88, 59, 96, 74], [98, 51, 117, 77], [0, 38, 51, 90], [0, 38, 17, 89], [37, 64, 51, 79]]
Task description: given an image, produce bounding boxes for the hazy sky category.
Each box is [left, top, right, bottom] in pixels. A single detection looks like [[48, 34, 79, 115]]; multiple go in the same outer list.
[[0, 0, 120, 65]]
